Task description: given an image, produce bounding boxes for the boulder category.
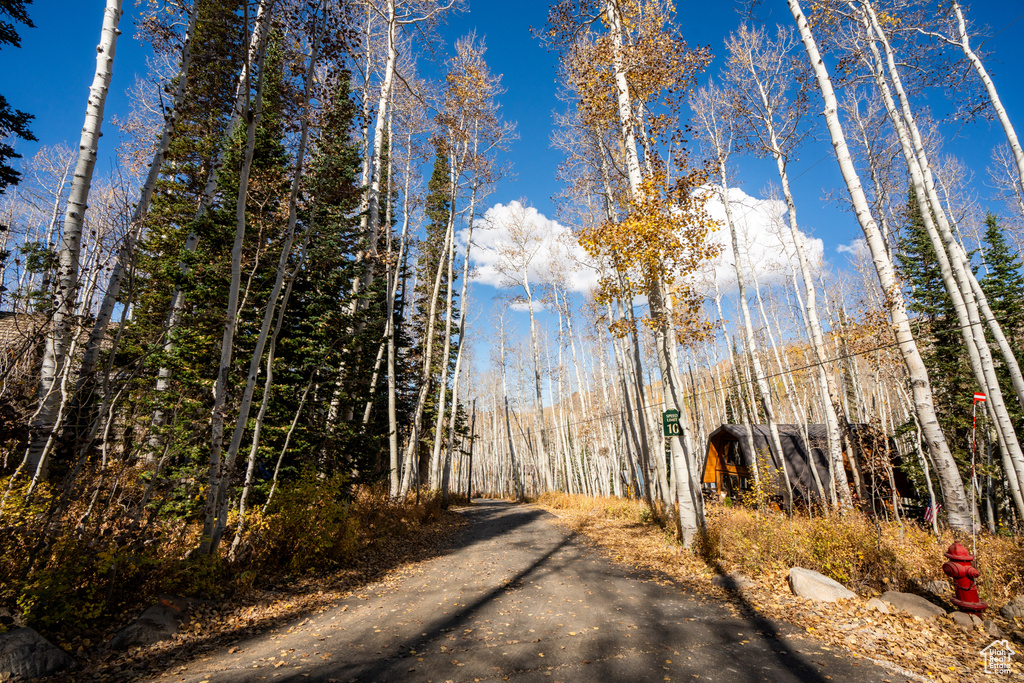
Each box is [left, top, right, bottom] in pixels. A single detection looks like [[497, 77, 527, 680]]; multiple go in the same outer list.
[[787, 568, 856, 602], [999, 595, 1024, 620], [712, 572, 754, 592], [984, 619, 1005, 638], [110, 597, 191, 650], [920, 579, 951, 597], [951, 612, 974, 632], [0, 628, 75, 680], [880, 591, 946, 619], [865, 597, 890, 614]]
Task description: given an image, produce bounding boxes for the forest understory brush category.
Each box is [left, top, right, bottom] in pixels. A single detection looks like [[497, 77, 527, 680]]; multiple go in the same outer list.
[[539, 491, 1023, 600], [0, 470, 467, 655]]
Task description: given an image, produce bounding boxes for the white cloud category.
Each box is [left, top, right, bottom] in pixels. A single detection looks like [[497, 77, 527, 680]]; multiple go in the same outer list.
[[836, 237, 869, 260], [462, 200, 601, 294], [464, 192, 824, 301], [702, 186, 825, 292]]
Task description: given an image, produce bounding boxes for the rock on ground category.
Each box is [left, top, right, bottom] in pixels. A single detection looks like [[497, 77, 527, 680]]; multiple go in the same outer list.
[[951, 612, 974, 632], [865, 597, 889, 614], [984, 619, 1005, 638], [110, 596, 193, 650], [880, 591, 946, 619], [787, 567, 856, 602], [999, 595, 1024, 620], [0, 628, 75, 680]]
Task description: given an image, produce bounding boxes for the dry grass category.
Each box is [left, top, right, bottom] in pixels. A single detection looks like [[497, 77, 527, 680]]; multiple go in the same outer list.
[[537, 492, 1024, 682], [700, 505, 1024, 602], [0, 475, 467, 650]]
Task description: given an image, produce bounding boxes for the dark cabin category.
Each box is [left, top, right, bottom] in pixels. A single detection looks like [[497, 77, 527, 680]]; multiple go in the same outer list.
[[702, 423, 915, 504], [703, 424, 830, 501]]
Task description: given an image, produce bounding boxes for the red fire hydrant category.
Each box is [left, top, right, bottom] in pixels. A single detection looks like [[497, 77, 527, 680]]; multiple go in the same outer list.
[[942, 542, 988, 613]]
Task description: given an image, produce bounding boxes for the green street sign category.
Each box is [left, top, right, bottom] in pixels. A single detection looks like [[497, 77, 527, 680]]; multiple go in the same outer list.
[[662, 409, 680, 437]]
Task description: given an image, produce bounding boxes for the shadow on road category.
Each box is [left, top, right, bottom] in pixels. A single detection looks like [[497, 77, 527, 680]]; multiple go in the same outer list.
[[269, 501, 862, 682]]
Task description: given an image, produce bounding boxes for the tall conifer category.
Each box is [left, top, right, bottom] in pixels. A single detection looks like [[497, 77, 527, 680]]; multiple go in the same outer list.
[[896, 189, 974, 485]]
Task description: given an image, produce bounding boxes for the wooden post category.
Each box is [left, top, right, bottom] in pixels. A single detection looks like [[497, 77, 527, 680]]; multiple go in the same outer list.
[[466, 399, 477, 503]]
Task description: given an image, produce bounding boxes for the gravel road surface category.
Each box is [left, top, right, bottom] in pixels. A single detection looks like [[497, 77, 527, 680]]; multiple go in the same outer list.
[[150, 500, 906, 682]]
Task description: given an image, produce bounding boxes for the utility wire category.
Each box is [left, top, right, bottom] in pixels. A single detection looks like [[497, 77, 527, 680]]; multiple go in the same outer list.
[[464, 309, 1021, 446]]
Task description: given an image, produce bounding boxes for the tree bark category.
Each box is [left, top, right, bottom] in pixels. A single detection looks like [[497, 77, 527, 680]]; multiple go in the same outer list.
[[858, 0, 1024, 507], [787, 0, 972, 531], [27, 0, 123, 472], [79, 2, 199, 386], [200, 27, 271, 556]]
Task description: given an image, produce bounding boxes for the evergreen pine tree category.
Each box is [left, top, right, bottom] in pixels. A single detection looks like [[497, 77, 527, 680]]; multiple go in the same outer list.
[[895, 188, 975, 494], [980, 212, 1024, 339], [979, 211, 1024, 451], [0, 0, 36, 195], [274, 70, 393, 483], [124, 14, 295, 511]]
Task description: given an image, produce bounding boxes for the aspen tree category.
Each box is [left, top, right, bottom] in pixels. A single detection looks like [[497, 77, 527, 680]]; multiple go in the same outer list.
[[218, 12, 324, 553], [548, 0, 716, 542], [387, 126, 417, 495], [786, 0, 972, 531], [428, 171, 457, 487], [724, 25, 852, 508], [488, 202, 556, 491], [79, 1, 200, 387], [26, 0, 123, 473], [201, 16, 272, 556], [496, 310, 523, 500], [399, 151, 454, 497], [922, 0, 1024, 217], [438, 36, 513, 500], [852, 0, 1024, 507], [355, 0, 457, 303], [690, 83, 794, 512]]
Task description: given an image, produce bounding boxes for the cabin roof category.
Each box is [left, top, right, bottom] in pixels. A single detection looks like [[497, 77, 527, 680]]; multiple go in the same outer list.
[[705, 423, 840, 499]]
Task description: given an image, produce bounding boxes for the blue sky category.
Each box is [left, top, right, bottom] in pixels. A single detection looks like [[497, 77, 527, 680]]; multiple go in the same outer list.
[[3, 0, 1024, 387], [3, 0, 1023, 251]]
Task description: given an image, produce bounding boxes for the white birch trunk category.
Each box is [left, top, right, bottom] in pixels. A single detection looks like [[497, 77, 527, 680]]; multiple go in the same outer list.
[[788, 0, 972, 531], [357, 0, 398, 299], [718, 178, 794, 512], [428, 191, 458, 488], [200, 31, 270, 555], [150, 0, 273, 443], [399, 201, 454, 497], [523, 272, 554, 491], [79, 2, 199, 385], [713, 282, 760, 484], [388, 132, 414, 496], [27, 0, 123, 470], [443, 168, 480, 499], [745, 69, 852, 507], [947, 0, 1024, 213], [859, 1, 1024, 502], [216, 28, 321, 548]]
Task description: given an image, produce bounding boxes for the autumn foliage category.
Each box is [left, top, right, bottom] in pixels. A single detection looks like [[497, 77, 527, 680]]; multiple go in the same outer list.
[[578, 167, 720, 339], [0, 472, 461, 634]]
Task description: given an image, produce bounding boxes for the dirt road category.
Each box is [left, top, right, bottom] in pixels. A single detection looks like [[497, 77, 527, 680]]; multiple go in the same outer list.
[[150, 501, 908, 682]]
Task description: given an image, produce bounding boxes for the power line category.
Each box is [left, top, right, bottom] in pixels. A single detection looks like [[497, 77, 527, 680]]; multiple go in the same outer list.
[[465, 309, 1021, 446]]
